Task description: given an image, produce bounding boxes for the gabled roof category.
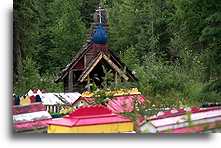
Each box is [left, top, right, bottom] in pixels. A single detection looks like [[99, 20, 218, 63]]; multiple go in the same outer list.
[[55, 45, 137, 83], [47, 105, 132, 127], [77, 52, 103, 82], [55, 42, 93, 82]]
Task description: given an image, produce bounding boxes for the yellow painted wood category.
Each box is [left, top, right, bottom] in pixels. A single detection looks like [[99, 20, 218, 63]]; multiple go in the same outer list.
[[81, 88, 141, 98], [20, 96, 31, 106], [48, 125, 77, 133], [48, 122, 134, 133]]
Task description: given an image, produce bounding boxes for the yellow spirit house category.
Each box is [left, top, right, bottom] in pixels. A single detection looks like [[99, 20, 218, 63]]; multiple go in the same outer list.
[[55, 6, 137, 92]]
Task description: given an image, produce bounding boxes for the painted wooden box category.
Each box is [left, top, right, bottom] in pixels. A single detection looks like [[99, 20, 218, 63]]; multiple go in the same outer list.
[[138, 107, 221, 133], [13, 102, 52, 133], [47, 105, 134, 133]]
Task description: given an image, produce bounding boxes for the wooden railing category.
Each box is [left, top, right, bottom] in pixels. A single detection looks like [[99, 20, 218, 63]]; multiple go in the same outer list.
[[45, 104, 72, 113]]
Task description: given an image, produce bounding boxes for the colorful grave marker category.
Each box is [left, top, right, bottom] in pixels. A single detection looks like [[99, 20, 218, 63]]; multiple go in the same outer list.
[[47, 105, 134, 133], [13, 102, 52, 133], [139, 107, 221, 133]]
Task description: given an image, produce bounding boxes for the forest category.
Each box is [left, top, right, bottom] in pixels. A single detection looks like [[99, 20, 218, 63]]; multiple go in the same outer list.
[[13, 0, 221, 107]]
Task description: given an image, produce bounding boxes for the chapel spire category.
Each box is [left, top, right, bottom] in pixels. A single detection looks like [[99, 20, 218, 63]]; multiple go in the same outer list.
[[91, 6, 108, 44]]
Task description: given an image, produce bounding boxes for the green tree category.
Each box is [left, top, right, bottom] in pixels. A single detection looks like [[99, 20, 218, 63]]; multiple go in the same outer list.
[[200, 12, 221, 92], [15, 57, 41, 95], [51, 0, 86, 71], [80, 0, 100, 28], [106, 0, 173, 62], [13, 0, 40, 84]]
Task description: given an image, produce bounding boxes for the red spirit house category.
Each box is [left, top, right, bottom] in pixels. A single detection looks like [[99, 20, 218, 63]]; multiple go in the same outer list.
[[55, 6, 137, 92]]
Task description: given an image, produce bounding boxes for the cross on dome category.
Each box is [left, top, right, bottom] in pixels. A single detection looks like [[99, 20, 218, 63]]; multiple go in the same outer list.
[[96, 6, 105, 24], [92, 6, 108, 44]]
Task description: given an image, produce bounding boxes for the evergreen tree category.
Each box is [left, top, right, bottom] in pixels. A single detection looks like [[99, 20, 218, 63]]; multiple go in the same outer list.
[[13, 0, 221, 102], [47, 0, 86, 73], [80, 0, 100, 28], [13, 0, 40, 84], [15, 56, 40, 95], [200, 11, 221, 92]]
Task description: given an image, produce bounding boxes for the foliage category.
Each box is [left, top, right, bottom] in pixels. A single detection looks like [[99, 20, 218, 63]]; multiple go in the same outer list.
[[80, 0, 100, 28], [121, 96, 158, 122], [14, 0, 221, 105], [37, 73, 63, 93], [13, 0, 88, 94], [14, 56, 41, 95], [120, 46, 139, 69], [14, 56, 63, 95], [59, 106, 73, 115], [50, 112, 62, 118], [123, 51, 217, 106], [107, 0, 221, 105], [93, 89, 113, 104], [101, 65, 114, 89]]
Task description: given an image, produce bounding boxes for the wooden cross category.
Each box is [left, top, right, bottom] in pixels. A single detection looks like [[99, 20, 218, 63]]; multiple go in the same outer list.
[[96, 6, 105, 24]]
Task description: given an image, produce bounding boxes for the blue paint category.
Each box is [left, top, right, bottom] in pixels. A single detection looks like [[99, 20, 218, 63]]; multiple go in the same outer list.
[[92, 24, 107, 44]]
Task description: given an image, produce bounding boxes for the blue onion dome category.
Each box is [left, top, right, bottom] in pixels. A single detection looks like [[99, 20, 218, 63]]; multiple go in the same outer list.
[[92, 24, 107, 44]]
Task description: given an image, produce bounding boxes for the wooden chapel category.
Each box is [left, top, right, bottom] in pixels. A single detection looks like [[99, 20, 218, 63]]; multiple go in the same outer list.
[[55, 6, 137, 92]]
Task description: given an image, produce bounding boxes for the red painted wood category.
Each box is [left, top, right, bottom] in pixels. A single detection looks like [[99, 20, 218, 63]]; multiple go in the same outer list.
[[92, 43, 108, 50], [150, 106, 221, 121], [106, 95, 145, 113], [69, 105, 112, 117], [12, 103, 46, 115], [164, 121, 220, 133], [74, 58, 84, 69], [30, 96, 36, 103], [47, 105, 131, 127], [14, 119, 51, 131]]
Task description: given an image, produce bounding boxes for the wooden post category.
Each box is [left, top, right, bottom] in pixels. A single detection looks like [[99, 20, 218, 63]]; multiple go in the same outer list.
[[114, 72, 118, 84], [87, 75, 90, 84], [79, 53, 103, 82], [123, 66, 126, 73], [103, 54, 129, 81], [68, 70, 73, 92], [123, 66, 128, 82], [84, 55, 87, 68]]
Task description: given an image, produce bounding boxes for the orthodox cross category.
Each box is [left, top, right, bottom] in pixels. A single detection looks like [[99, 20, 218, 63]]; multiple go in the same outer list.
[[96, 6, 105, 24]]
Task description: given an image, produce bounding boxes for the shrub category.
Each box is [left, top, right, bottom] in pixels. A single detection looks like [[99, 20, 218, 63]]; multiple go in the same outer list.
[[127, 51, 210, 107], [14, 57, 63, 95]]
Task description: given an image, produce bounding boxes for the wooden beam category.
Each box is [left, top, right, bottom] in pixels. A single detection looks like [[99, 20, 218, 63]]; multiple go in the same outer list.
[[114, 72, 118, 84], [79, 53, 103, 82], [68, 70, 73, 92], [123, 66, 126, 73], [84, 55, 87, 69], [60, 43, 92, 80], [110, 53, 136, 80], [110, 52, 124, 69], [87, 75, 90, 84], [103, 54, 129, 81], [72, 68, 84, 71]]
